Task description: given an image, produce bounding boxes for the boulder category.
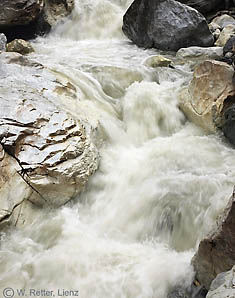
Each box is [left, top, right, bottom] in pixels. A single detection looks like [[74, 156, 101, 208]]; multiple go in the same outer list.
[[0, 0, 74, 41], [211, 14, 235, 29], [206, 267, 235, 298], [6, 39, 34, 55], [176, 47, 223, 60], [0, 0, 43, 27], [179, 60, 235, 133], [122, 0, 214, 51], [0, 33, 6, 51], [215, 24, 235, 47], [0, 52, 99, 213], [192, 189, 235, 289], [176, 0, 225, 15]]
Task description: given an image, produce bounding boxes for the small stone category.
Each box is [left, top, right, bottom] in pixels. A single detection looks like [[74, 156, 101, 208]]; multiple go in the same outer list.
[[0, 33, 7, 51], [143, 55, 172, 68], [6, 39, 34, 55]]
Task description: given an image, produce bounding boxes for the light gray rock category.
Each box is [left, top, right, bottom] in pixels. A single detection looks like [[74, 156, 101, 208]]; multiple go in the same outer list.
[[176, 47, 223, 60], [0, 52, 99, 217], [212, 14, 235, 29], [215, 24, 235, 47], [143, 55, 172, 68], [192, 189, 235, 290], [206, 267, 235, 298], [0, 33, 6, 51]]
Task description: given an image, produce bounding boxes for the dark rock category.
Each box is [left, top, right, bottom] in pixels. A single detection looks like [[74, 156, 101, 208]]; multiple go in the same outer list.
[[167, 284, 207, 298], [122, 0, 214, 52], [177, 0, 235, 15], [223, 35, 235, 55], [192, 189, 235, 289], [222, 102, 235, 143], [0, 0, 74, 41]]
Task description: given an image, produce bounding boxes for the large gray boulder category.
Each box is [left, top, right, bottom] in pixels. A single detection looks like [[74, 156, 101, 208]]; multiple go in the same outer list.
[[0, 52, 99, 227], [122, 0, 214, 51], [192, 189, 235, 290]]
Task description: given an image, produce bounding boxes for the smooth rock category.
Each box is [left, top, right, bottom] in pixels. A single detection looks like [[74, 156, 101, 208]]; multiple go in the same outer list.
[[6, 39, 34, 55], [122, 0, 214, 51], [0, 33, 7, 51], [215, 24, 235, 47], [179, 60, 235, 133], [212, 14, 235, 29], [0, 52, 99, 209], [143, 55, 172, 68], [206, 267, 235, 298], [176, 47, 223, 60], [192, 189, 235, 289]]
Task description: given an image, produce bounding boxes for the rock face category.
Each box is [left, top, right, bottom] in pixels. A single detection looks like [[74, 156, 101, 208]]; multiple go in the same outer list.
[[179, 60, 235, 134], [6, 39, 34, 54], [192, 189, 235, 290], [122, 0, 214, 51], [206, 267, 235, 298], [0, 52, 99, 226], [0, 0, 74, 41]]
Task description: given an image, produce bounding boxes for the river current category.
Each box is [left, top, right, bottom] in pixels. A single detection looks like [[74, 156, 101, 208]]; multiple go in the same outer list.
[[1, 0, 235, 297]]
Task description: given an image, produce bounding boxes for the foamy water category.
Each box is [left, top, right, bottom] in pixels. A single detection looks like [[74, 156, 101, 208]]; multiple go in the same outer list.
[[0, 0, 235, 297]]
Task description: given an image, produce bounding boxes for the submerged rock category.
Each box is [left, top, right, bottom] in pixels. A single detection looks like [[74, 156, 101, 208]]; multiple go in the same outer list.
[[6, 39, 34, 55], [179, 60, 235, 134], [206, 266, 235, 298], [122, 0, 214, 51], [0, 52, 99, 225], [192, 189, 235, 289]]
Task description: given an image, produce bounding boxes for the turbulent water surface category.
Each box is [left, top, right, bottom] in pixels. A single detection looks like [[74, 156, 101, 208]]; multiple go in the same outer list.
[[1, 0, 235, 297]]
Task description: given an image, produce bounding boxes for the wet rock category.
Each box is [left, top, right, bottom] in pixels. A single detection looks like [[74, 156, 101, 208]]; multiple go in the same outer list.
[[176, 0, 226, 16], [0, 0, 43, 27], [143, 55, 172, 68], [0, 0, 74, 41], [215, 24, 235, 47], [0, 52, 99, 210], [122, 0, 214, 52], [192, 189, 235, 289], [167, 284, 207, 298], [6, 39, 34, 55], [212, 14, 235, 29], [223, 36, 235, 55], [0, 33, 7, 51], [179, 60, 235, 133], [176, 47, 223, 60], [206, 267, 235, 298]]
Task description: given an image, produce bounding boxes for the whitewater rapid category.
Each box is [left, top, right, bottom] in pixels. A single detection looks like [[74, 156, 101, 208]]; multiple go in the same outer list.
[[1, 0, 235, 297]]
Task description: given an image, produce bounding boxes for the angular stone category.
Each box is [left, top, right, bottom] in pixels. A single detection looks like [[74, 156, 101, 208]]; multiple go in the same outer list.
[[179, 60, 235, 133], [0, 33, 7, 51], [6, 39, 34, 55], [122, 0, 214, 51], [192, 190, 235, 289], [215, 24, 235, 47], [206, 267, 235, 298]]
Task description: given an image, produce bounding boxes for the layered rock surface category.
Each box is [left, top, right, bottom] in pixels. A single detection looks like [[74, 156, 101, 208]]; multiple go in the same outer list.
[[122, 0, 214, 51], [192, 189, 235, 289], [0, 52, 99, 227]]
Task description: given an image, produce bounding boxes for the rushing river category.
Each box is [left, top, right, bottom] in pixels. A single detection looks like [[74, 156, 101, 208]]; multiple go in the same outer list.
[[1, 0, 235, 297]]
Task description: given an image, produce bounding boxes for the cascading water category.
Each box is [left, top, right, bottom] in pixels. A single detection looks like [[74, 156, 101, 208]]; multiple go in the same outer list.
[[1, 0, 235, 297]]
